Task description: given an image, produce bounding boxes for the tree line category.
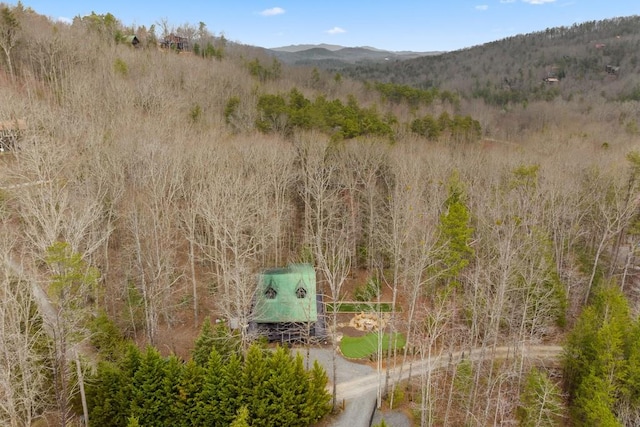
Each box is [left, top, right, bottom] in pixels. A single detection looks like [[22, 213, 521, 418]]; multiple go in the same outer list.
[[88, 317, 331, 427]]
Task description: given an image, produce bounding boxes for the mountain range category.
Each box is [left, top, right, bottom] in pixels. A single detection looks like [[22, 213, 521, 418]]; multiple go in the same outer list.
[[265, 44, 443, 67]]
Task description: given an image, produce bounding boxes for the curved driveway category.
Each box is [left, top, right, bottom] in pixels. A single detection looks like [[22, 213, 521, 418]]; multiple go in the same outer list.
[[298, 344, 563, 427]]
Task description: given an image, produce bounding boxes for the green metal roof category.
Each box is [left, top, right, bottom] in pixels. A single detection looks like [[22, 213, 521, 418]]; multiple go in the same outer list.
[[253, 264, 317, 323], [124, 35, 139, 45]]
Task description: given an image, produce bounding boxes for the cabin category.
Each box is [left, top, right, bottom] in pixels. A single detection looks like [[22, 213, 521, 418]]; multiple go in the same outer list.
[[250, 264, 326, 342], [160, 34, 190, 51], [124, 35, 140, 47], [606, 65, 620, 75], [0, 118, 26, 152]]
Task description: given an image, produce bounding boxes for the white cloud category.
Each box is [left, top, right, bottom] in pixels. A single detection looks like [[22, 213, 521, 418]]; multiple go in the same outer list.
[[260, 7, 285, 16], [500, 0, 516, 3], [522, 0, 556, 4], [325, 26, 346, 35], [57, 16, 72, 24], [476, 5, 489, 10]]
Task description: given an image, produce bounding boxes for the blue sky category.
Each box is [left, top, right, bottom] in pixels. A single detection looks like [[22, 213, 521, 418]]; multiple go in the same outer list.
[[15, 1, 640, 52]]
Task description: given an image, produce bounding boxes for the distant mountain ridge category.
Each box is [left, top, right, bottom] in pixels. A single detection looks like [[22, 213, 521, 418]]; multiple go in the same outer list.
[[266, 44, 443, 67], [271, 44, 389, 53]]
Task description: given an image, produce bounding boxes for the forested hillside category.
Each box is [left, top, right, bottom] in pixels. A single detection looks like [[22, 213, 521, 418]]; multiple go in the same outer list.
[[1, 4, 640, 426], [341, 15, 640, 106]]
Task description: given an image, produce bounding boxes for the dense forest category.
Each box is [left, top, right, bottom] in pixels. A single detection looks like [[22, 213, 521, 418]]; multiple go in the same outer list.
[[1, 3, 640, 426]]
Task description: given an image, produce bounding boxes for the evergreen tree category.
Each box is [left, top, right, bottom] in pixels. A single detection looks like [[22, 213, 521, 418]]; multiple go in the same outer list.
[[88, 326, 141, 427], [46, 242, 100, 426], [130, 346, 167, 426], [572, 371, 619, 426], [195, 347, 225, 426], [176, 360, 204, 426], [436, 171, 474, 287], [622, 321, 640, 407], [162, 355, 185, 424], [260, 347, 305, 427], [306, 360, 332, 423], [220, 353, 244, 424], [87, 361, 130, 427], [192, 316, 215, 367], [564, 285, 633, 425], [242, 344, 270, 423]]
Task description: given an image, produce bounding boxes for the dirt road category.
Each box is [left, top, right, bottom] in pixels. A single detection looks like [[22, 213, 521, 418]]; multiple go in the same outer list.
[[335, 344, 563, 401]]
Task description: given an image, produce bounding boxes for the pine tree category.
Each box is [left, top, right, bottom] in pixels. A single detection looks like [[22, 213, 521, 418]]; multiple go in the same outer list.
[[572, 371, 619, 426], [260, 346, 305, 427], [195, 347, 225, 426], [192, 316, 215, 367], [305, 360, 332, 423], [617, 320, 640, 424], [564, 285, 633, 425], [130, 346, 167, 425], [435, 171, 474, 287], [193, 317, 240, 366], [176, 360, 204, 426], [242, 344, 270, 423], [162, 355, 185, 424], [88, 341, 141, 426], [87, 361, 129, 427], [220, 353, 244, 425]]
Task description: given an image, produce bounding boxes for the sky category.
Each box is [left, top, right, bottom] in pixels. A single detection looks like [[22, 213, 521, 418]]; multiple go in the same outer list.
[[14, 1, 640, 52]]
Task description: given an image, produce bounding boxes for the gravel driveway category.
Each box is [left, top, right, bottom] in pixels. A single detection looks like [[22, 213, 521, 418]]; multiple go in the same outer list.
[[294, 347, 410, 427], [295, 344, 562, 427]]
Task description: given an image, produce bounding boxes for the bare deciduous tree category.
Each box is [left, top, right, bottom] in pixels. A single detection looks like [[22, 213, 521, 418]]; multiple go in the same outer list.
[[124, 144, 183, 345], [296, 133, 352, 410], [0, 5, 20, 80], [0, 231, 51, 427], [194, 143, 269, 353]]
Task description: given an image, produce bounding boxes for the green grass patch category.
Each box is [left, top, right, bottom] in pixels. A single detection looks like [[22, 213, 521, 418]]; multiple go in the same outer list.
[[340, 332, 406, 359], [326, 302, 396, 313]]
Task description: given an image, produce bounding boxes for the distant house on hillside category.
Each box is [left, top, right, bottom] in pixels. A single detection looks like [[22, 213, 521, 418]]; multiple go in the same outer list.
[[606, 65, 620, 75], [124, 35, 140, 47], [160, 34, 189, 51], [543, 67, 561, 83]]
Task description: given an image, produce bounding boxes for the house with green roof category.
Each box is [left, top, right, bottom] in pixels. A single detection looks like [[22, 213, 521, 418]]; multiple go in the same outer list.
[[251, 264, 325, 341]]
